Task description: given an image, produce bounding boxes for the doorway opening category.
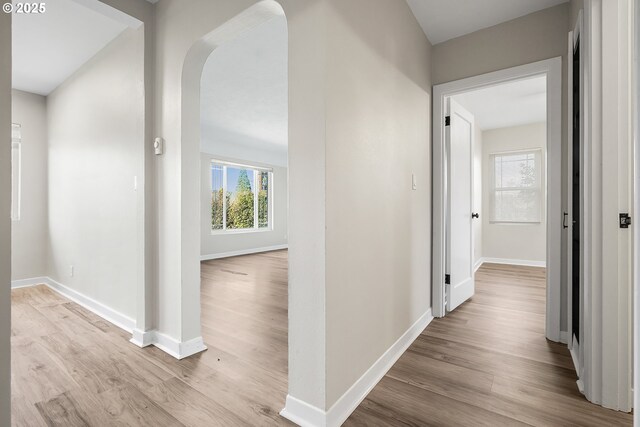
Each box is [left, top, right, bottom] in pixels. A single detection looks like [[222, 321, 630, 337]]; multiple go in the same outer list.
[[448, 75, 548, 306], [9, 0, 146, 423], [432, 58, 563, 342], [196, 8, 290, 421]]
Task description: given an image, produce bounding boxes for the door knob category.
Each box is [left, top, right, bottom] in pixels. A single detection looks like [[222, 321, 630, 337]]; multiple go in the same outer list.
[[472, 213, 479, 219]]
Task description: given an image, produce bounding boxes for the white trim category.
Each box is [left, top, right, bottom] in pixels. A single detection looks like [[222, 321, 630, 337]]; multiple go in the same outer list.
[[11, 277, 135, 333], [582, 0, 634, 411], [280, 396, 326, 427], [280, 309, 434, 427], [432, 58, 563, 345], [473, 258, 484, 272], [130, 330, 207, 360], [11, 277, 207, 360], [634, 0, 640, 418], [559, 330, 569, 344], [148, 332, 208, 360], [10, 276, 49, 289], [130, 328, 155, 348], [480, 257, 546, 268], [570, 338, 581, 376], [46, 277, 136, 333], [200, 244, 288, 261]]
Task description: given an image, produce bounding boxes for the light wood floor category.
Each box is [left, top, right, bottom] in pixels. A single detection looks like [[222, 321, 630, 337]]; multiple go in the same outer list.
[[11, 254, 633, 426], [346, 263, 633, 426], [11, 250, 292, 426]]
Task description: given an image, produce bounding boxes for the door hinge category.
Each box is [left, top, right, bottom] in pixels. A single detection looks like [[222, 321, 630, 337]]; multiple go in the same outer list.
[[445, 274, 450, 285], [445, 116, 451, 126], [620, 213, 632, 228]]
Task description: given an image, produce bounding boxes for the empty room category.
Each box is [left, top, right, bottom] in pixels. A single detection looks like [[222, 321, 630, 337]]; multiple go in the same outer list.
[[197, 12, 291, 421]]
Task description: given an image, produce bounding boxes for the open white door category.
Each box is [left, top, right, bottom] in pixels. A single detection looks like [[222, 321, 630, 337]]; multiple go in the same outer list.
[[445, 99, 476, 311]]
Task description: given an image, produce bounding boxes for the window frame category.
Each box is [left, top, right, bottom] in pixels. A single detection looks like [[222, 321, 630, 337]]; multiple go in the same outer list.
[[210, 159, 274, 234], [489, 148, 543, 224], [11, 123, 21, 222]]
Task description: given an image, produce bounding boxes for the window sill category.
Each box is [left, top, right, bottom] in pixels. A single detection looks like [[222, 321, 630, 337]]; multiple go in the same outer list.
[[210, 228, 273, 236]]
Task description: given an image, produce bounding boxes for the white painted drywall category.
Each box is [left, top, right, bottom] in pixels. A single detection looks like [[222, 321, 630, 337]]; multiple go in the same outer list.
[[324, 0, 432, 407], [481, 123, 547, 263], [407, 0, 569, 44], [0, 10, 11, 425], [11, 90, 48, 280], [11, 0, 128, 96], [433, 3, 569, 330], [200, 15, 288, 167], [154, 0, 328, 410], [200, 153, 287, 258], [473, 124, 483, 265], [46, 27, 144, 320]]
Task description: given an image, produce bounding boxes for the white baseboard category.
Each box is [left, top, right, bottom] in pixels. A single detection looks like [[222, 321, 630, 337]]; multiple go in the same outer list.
[[479, 257, 546, 268], [46, 276, 136, 333], [559, 330, 569, 344], [11, 276, 135, 333], [130, 328, 156, 348], [12, 276, 207, 360], [11, 276, 49, 289], [130, 329, 207, 360], [280, 395, 326, 427], [281, 309, 434, 427], [474, 259, 484, 272], [155, 332, 208, 360], [200, 244, 288, 261]]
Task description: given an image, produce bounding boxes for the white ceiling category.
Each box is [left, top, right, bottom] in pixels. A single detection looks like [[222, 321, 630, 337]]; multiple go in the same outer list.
[[452, 76, 546, 130], [200, 16, 288, 161], [406, 0, 568, 44], [12, 0, 135, 95]]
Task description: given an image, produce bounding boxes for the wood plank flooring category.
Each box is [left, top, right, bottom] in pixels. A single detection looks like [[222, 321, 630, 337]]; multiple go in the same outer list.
[[11, 250, 292, 426], [11, 255, 633, 426], [345, 263, 633, 426]]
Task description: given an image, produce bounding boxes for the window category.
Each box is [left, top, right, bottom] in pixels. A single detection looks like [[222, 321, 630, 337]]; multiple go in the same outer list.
[[211, 160, 272, 233], [11, 123, 21, 221], [490, 149, 542, 223]]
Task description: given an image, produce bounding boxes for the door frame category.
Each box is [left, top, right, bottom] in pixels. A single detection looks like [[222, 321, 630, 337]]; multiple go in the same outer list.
[[567, 9, 585, 386], [432, 57, 563, 342]]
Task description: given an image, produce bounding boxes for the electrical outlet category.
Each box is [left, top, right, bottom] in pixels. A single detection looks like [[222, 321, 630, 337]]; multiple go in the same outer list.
[[70, 265, 74, 277]]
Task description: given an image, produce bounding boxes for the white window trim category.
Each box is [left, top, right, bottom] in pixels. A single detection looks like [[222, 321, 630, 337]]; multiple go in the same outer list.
[[489, 148, 543, 225], [210, 159, 274, 234]]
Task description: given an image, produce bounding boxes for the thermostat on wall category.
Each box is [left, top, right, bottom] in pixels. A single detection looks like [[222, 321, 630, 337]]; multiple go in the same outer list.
[[154, 137, 164, 155]]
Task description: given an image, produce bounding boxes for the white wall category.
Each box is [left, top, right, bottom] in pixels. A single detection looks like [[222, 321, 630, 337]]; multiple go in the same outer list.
[[0, 10, 11, 425], [481, 122, 547, 263], [433, 3, 569, 330], [11, 90, 48, 280], [200, 153, 287, 258], [46, 27, 144, 320], [473, 124, 483, 266], [154, 0, 329, 410], [325, 0, 432, 408]]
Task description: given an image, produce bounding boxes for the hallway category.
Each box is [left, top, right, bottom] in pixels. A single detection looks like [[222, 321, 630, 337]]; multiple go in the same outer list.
[[346, 264, 633, 426], [10, 257, 634, 425]]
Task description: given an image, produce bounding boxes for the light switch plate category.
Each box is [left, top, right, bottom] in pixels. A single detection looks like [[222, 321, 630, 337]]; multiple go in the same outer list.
[[154, 137, 164, 155]]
